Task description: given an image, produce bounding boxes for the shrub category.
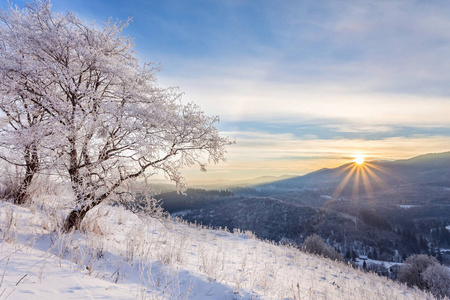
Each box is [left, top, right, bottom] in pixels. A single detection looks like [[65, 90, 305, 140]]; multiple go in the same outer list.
[[0, 167, 21, 201], [301, 234, 343, 261], [398, 254, 439, 290], [422, 264, 450, 299]]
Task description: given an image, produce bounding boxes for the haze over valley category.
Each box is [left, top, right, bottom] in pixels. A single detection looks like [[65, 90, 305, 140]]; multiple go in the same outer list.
[[157, 152, 450, 265]]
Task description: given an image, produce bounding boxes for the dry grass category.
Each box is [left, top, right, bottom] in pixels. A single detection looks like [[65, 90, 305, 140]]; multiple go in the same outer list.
[[0, 191, 441, 300]]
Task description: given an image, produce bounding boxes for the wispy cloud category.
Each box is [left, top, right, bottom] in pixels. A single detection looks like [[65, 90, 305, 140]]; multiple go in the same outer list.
[[181, 131, 450, 181], [160, 74, 450, 127], [5, 0, 449, 181]]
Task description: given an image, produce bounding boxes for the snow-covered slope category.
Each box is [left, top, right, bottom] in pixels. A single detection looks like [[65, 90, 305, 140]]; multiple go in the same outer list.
[[0, 199, 435, 299]]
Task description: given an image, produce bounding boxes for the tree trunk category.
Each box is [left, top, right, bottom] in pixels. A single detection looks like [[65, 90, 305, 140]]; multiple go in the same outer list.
[[14, 170, 34, 205], [63, 134, 86, 232], [62, 194, 99, 232], [62, 190, 109, 232], [63, 206, 90, 232], [14, 144, 39, 205]]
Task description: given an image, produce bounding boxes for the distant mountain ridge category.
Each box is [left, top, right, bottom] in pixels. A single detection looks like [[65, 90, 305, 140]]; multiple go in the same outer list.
[[245, 151, 450, 196], [189, 174, 295, 189], [162, 151, 450, 266]]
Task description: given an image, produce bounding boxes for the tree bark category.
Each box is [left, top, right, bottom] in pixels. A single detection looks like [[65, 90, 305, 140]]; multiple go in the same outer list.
[[14, 144, 39, 205], [63, 206, 90, 232], [62, 194, 100, 232]]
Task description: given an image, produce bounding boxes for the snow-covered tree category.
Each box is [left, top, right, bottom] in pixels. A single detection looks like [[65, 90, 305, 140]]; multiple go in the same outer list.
[[422, 264, 450, 299], [0, 3, 53, 204], [0, 1, 231, 231], [398, 254, 439, 290], [399, 254, 450, 298], [301, 234, 343, 261], [0, 94, 47, 204]]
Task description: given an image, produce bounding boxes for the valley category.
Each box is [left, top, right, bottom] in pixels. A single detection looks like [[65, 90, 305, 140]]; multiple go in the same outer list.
[[158, 152, 450, 267]]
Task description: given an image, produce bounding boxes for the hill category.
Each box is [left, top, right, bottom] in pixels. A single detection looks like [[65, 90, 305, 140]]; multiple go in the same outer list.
[[161, 152, 450, 265], [0, 196, 436, 299]]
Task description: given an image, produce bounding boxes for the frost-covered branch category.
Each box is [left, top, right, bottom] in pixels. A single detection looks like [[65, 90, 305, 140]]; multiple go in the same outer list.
[[0, 0, 232, 230]]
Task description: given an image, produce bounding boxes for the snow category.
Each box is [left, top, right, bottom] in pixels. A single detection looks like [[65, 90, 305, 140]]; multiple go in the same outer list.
[[397, 205, 419, 209], [0, 199, 435, 299], [0, 242, 133, 299], [355, 257, 403, 269]]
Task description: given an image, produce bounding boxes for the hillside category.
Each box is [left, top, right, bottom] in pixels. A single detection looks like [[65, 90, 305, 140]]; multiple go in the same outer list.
[[160, 152, 450, 266], [0, 197, 435, 300]]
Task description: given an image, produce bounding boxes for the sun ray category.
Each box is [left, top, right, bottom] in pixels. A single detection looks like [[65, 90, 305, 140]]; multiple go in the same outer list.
[[363, 162, 388, 173], [360, 165, 375, 200], [334, 163, 355, 177], [331, 155, 390, 203], [361, 163, 388, 190], [351, 166, 361, 201], [332, 164, 357, 199]]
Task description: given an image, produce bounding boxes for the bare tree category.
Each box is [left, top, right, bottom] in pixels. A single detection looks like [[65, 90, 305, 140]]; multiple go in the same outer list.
[[0, 1, 231, 231]]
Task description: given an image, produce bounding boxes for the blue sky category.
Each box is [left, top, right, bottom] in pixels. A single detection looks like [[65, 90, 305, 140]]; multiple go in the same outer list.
[[3, 0, 450, 181]]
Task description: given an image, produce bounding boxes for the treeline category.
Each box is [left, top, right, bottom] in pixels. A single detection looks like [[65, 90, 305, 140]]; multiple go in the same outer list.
[[358, 209, 391, 230], [155, 188, 233, 213], [357, 207, 450, 264], [392, 218, 450, 264]]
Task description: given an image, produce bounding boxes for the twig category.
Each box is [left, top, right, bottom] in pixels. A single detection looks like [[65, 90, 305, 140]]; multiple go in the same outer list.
[[15, 274, 27, 286]]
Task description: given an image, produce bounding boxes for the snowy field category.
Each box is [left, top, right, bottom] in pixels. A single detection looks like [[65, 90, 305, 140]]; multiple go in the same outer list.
[[354, 257, 402, 270], [0, 197, 436, 299]]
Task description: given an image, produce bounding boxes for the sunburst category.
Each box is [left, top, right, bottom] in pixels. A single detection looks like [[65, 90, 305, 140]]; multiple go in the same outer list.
[[331, 156, 388, 202]]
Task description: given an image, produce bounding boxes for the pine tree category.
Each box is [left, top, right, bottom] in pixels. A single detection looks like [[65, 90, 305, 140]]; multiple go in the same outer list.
[[373, 249, 378, 260]]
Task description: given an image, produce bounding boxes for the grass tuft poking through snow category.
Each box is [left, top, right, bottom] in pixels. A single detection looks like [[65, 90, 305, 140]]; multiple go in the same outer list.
[[0, 195, 438, 299]]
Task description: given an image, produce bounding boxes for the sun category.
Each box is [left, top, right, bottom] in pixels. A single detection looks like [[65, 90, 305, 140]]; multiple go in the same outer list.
[[353, 154, 365, 165]]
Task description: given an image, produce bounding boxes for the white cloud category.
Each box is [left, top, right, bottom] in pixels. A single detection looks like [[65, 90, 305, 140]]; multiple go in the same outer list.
[[160, 72, 450, 127], [151, 0, 450, 131]]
